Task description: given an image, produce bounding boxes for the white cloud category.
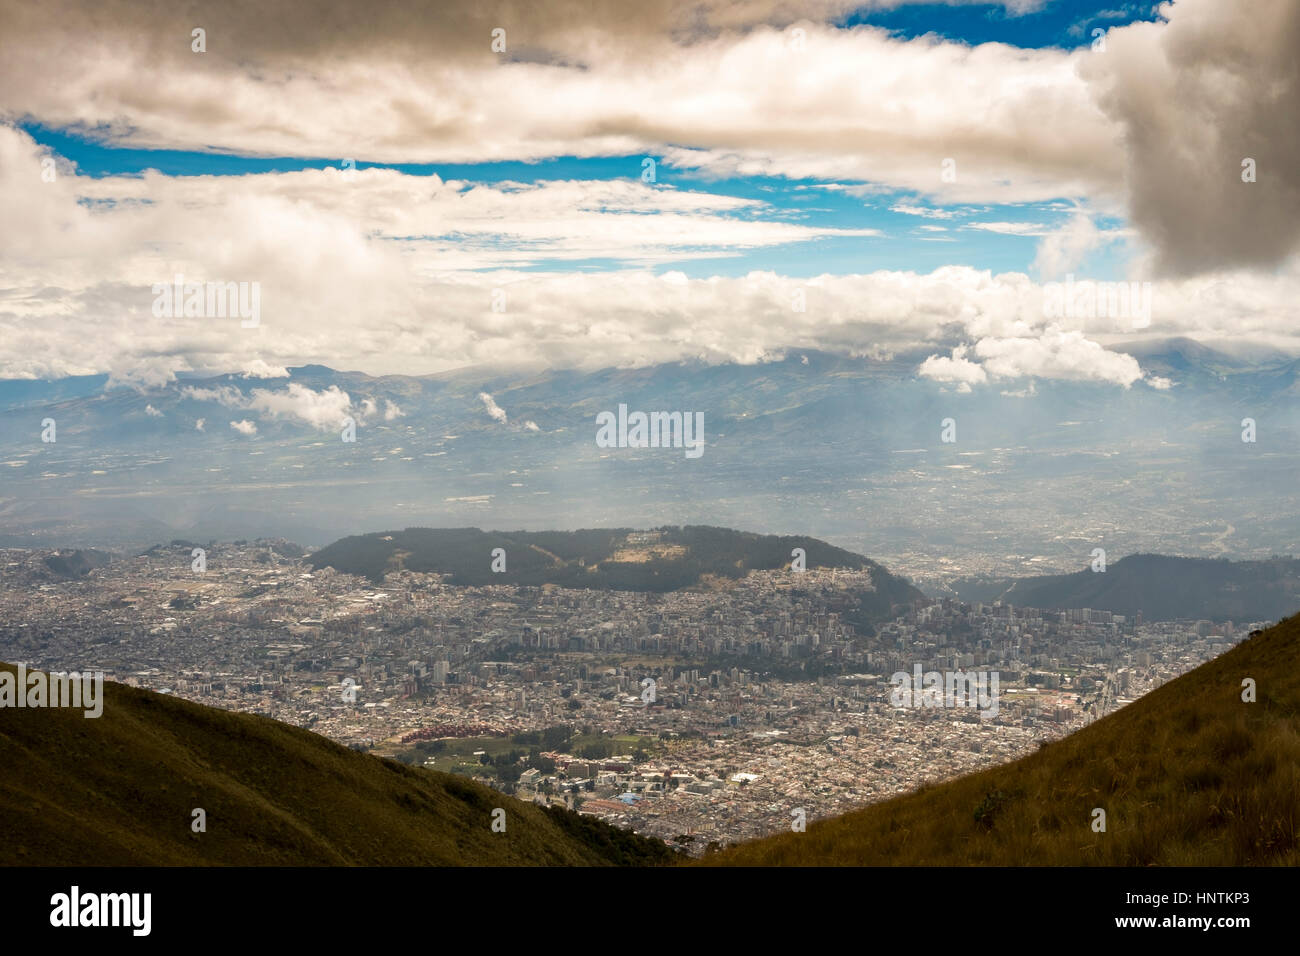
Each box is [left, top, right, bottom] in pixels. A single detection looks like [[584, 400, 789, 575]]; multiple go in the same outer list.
[[892, 204, 959, 220], [180, 385, 245, 407], [179, 382, 356, 430], [241, 359, 290, 379], [6, 164, 1300, 382], [246, 384, 353, 431], [918, 346, 988, 387], [0, 12, 1120, 205], [1031, 209, 1128, 278], [1, 0, 1291, 295], [478, 392, 508, 424], [922, 329, 1182, 390], [971, 329, 1146, 387], [105, 360, 185, 390], [964, 221, 1050, 237], [229, 419, 258, 435], [144, 404, 162, 417], [1, 2, 1299, 392]]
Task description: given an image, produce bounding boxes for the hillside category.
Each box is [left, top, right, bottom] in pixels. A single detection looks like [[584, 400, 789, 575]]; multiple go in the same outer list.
[[0, 664, 674, 866], [42, 548, 113, 579], [309, 525, 926, 624], [949, 554, 1300, 622], [706, 612, 1300, 866]]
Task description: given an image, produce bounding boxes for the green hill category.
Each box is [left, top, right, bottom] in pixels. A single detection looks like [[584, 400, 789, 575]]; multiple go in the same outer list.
[[705, 612, 1300, 866], [950, 554, 1300, 622], [0, 665, 674, 866], [308, 525, 925, 626]]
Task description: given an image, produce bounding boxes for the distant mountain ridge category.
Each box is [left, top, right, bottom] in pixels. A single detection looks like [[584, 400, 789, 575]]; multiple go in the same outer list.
[[2, 344, 1299, 565], [309, 525, 926, 624], [948, 554, 1300, 622]]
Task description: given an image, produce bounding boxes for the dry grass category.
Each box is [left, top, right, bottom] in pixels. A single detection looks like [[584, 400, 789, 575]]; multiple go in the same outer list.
[[0, 666, 674, 867], [703, 614, 1300, 866]]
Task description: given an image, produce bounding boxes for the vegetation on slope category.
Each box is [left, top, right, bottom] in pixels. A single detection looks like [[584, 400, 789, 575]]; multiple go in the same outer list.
[[309, 525, 925, 624], [951, 554, 1300, 623], [0, 665, 674, 866], [706, 613, 1300, 866]]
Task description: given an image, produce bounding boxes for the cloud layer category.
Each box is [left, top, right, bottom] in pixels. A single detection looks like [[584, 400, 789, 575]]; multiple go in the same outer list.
[[1080, 0, 1300, 275], [2, 0, 1298, 388]]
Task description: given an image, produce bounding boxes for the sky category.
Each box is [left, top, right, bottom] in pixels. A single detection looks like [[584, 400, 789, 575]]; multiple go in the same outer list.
[[1, 0, 1298, 389]]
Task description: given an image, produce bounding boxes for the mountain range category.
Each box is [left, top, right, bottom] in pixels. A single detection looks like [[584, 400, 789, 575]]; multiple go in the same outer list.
[[1, 340, 1298, 580]]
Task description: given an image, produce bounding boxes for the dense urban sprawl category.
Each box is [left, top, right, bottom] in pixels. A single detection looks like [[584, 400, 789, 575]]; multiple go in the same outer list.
[[0, 538, 1257, 853]]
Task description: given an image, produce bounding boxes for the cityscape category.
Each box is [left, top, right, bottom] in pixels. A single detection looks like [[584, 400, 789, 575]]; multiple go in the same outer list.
[[1, 534, 1260, 854]]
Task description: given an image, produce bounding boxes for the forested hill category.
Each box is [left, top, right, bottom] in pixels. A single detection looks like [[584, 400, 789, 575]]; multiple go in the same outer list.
[[308, 525, 925, 621], [950, 554, 1300, 623]]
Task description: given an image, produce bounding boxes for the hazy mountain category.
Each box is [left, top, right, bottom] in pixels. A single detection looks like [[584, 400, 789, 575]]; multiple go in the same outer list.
[[947, 554, 1300, 622], [2, 345, 1298, 578]]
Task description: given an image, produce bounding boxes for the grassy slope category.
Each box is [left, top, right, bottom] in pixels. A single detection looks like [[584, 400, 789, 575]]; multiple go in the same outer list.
[[0, 666, 672, 866], [706, 614, 1300, 866]]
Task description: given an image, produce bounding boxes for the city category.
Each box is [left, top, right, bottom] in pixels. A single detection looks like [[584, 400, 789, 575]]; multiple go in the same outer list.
[[0, 535, 1258, 854]]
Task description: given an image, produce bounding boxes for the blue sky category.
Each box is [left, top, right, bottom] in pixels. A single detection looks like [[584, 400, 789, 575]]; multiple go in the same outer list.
[[17, 2, 1163, 283], [24, 119, 1130, 280], [847, 0, 1162, 48]]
